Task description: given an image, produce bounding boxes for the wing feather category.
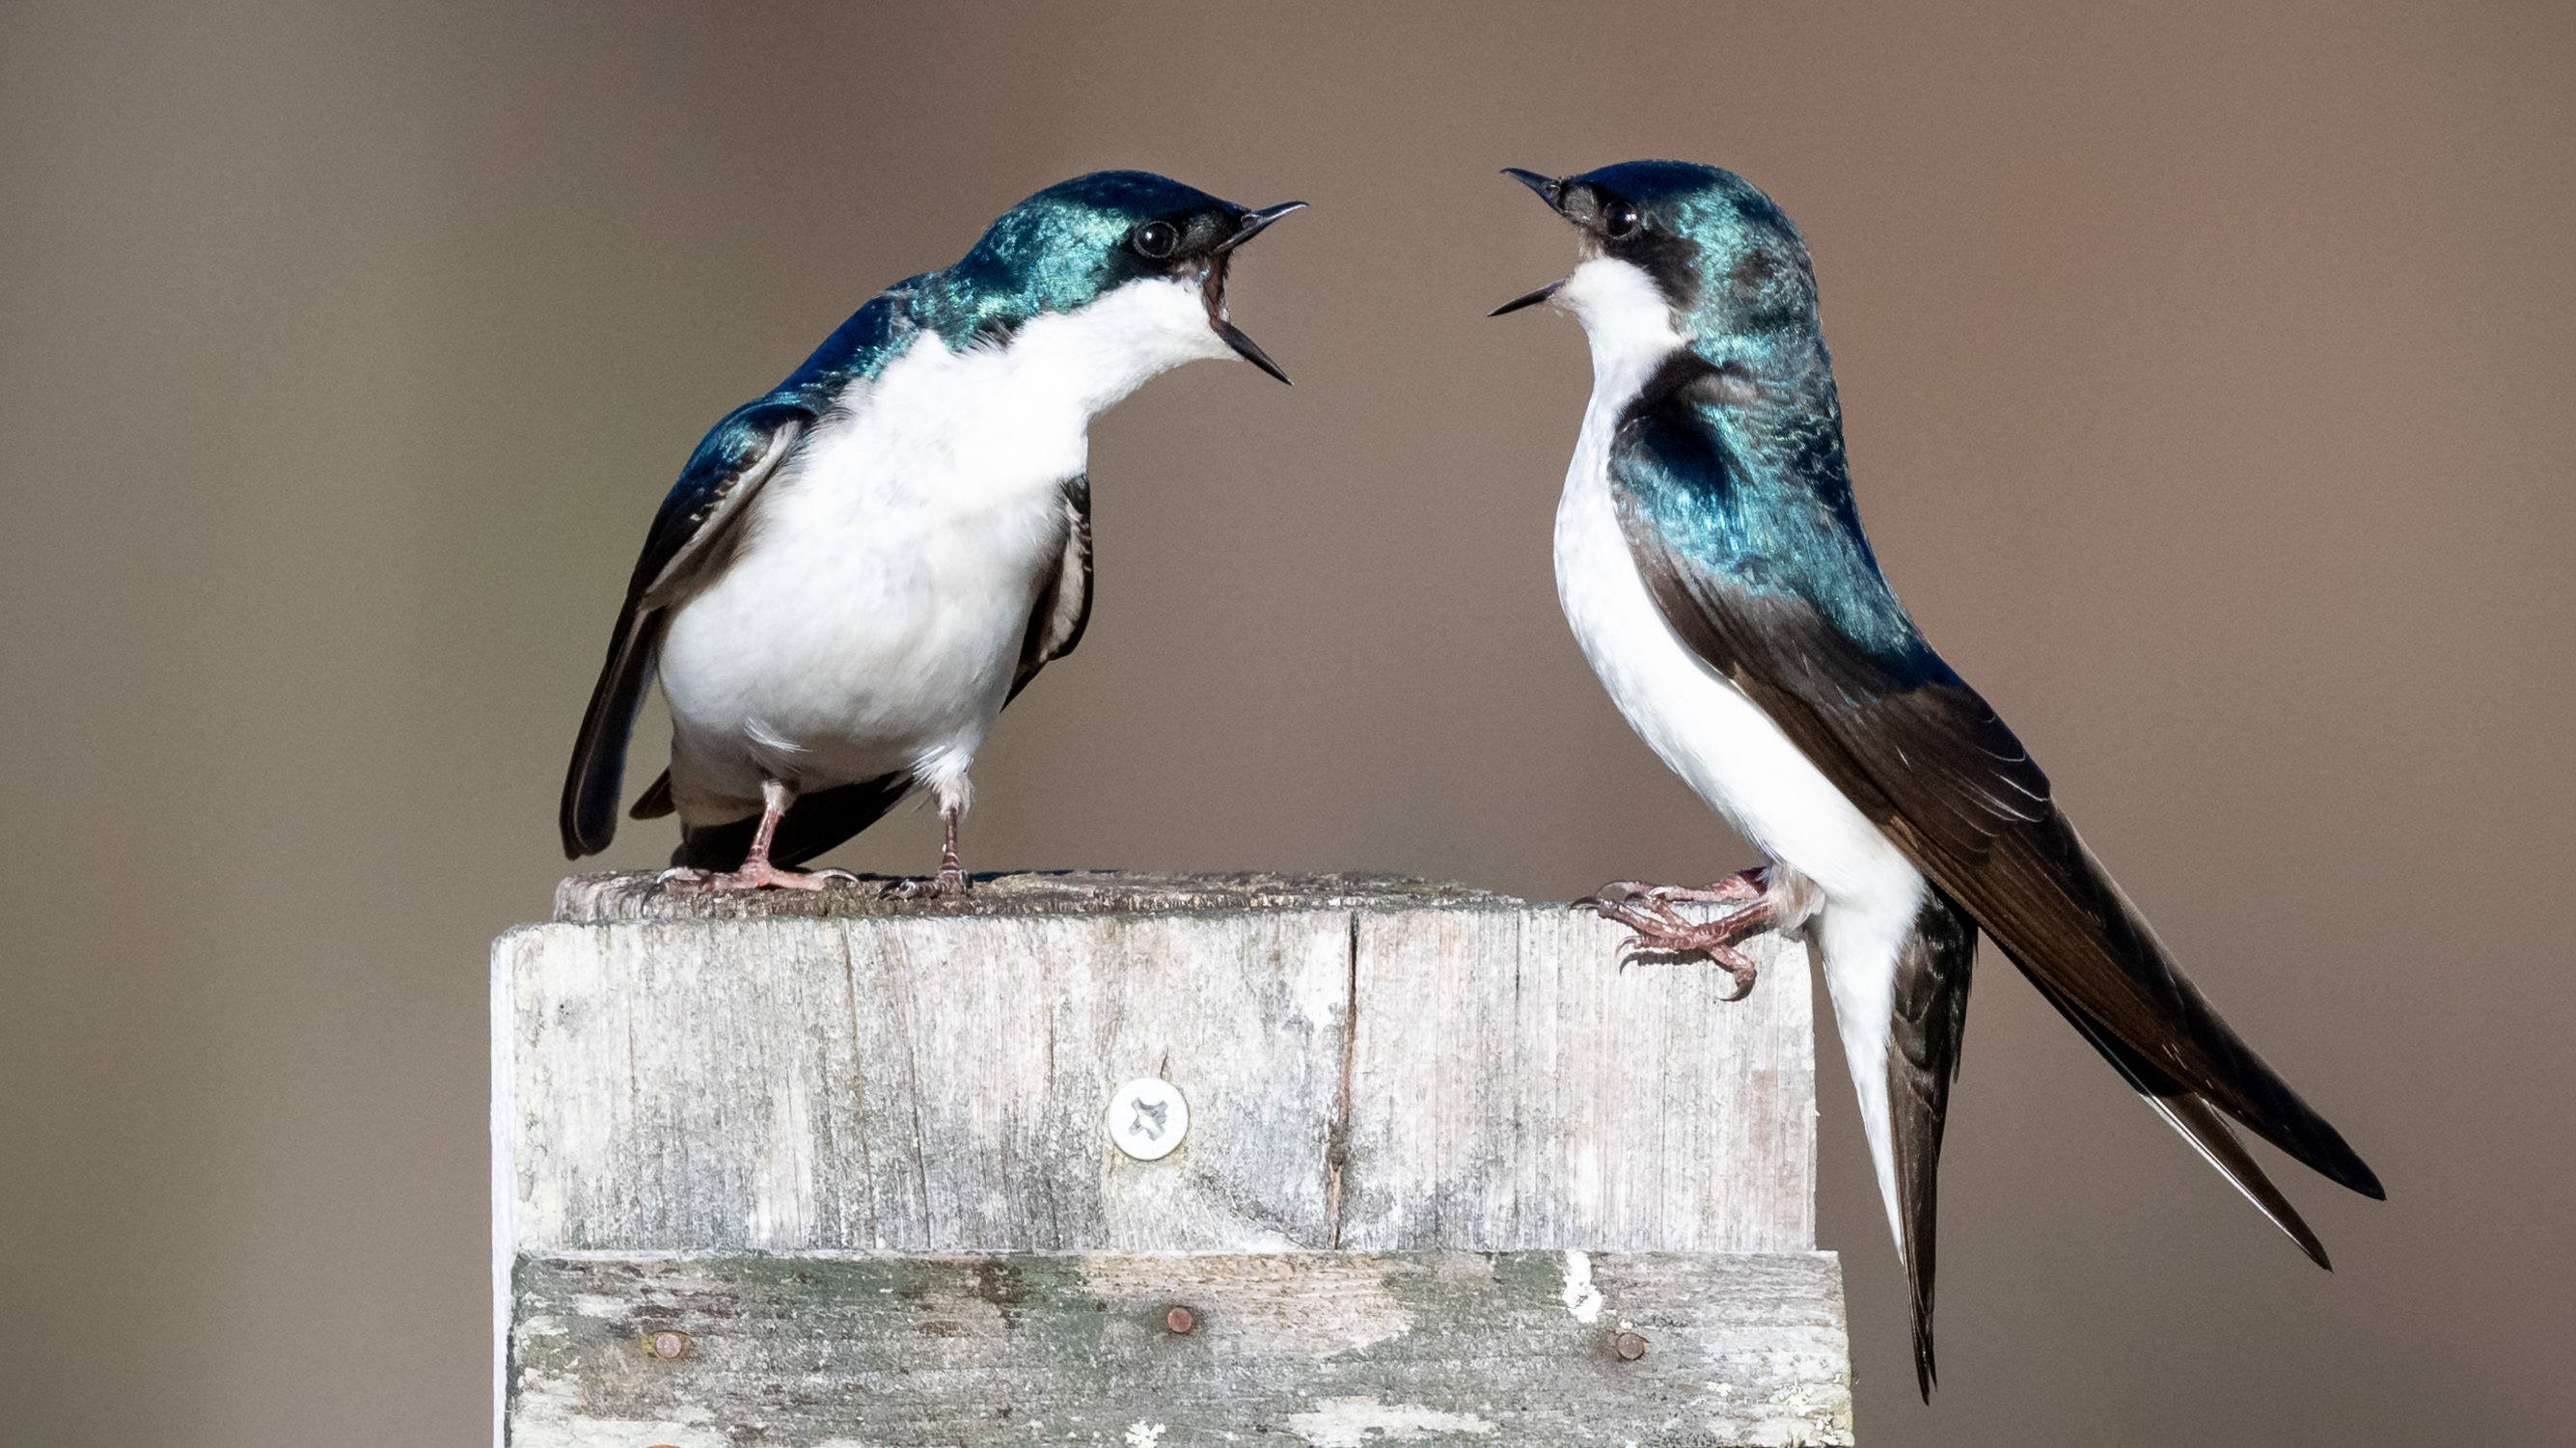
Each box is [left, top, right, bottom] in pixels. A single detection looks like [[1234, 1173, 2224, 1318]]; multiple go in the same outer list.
[[1005, 475, 1094, 704], [1608, 387, 2383, 1206], [557, 405, 808, 858]]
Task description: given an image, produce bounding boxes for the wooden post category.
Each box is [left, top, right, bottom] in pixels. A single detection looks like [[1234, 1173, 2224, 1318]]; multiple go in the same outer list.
[[495, 872, 1853, 1446]]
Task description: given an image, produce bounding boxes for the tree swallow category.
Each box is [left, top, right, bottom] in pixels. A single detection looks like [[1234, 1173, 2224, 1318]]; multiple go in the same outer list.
[[561, 172, 1303, 893], [1494, 160, 2382, 1398]]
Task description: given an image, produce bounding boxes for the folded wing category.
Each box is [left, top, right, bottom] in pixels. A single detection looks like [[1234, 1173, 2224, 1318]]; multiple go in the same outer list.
[[1606, 374, 2383, 1240], [558, 404, 808, 859]]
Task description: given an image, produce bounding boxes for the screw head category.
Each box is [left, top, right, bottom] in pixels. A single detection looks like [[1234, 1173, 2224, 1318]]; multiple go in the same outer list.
[[648, 1330, 691, 1361], [1107, 1078, 1190, 1161], [1165, 1305, 1196, 1334], [1613, 1330, 1647, 1361]]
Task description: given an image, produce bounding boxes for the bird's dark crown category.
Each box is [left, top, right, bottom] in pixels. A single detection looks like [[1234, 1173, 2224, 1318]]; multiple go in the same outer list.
[[1519, 160, 1822, 353], [913, 170, 1259, 345]]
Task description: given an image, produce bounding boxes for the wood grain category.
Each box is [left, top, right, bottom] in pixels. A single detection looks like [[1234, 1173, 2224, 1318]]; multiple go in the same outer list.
[[552, 869, 1506, 923], [502, 873, 1816, 1257], [497, 873, 1842, 1446], [509, 1249, 1854, 1448], [505, 910, 1354, 1253], [1341, 909, 1816, 1253]]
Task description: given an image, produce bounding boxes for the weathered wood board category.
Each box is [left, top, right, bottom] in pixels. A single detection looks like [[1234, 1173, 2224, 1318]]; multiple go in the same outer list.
[[509, 1250, 1854, 1448], [505, 872, 1816, 1257], [1342, 908, 1816, 1254], [497, 872, 1845, 1447]]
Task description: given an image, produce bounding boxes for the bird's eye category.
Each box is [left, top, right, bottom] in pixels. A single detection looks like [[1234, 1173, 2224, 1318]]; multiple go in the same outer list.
[[1603, 203, 1641, 239], [1132, 220, 1180, 259]]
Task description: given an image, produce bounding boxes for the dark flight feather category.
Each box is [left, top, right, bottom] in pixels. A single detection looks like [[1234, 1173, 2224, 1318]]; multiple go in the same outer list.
[[630, 769, 674, 820], [1009, 476, 1094, 704], [1605, 379, 2385, 1219], [558, 285, 934, 861], [559, 407, 810, 859]]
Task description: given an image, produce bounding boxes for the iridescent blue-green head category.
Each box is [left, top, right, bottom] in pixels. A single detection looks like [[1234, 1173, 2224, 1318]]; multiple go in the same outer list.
[[1492, 161, 1828, 390], [913, 170, 1307, 382]]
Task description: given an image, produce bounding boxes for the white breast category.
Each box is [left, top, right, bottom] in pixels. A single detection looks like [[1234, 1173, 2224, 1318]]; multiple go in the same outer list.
[[1554, 437, 1918, 905], [656, 276, 1231, 820], [1548, 255, 1927, 1253], [1548, 260, 1916, 907]]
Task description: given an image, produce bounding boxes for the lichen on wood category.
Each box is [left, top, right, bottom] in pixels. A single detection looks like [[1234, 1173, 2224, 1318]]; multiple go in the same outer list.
[[509, 1250, 1854, 1447]]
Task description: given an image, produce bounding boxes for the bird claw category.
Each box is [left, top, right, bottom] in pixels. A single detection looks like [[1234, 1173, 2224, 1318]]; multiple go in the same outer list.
[[668, 862, 854, 893], [887, 866, 970, 900], [1576, 875, 1774, 999], [1598, 869, 1768, 907]]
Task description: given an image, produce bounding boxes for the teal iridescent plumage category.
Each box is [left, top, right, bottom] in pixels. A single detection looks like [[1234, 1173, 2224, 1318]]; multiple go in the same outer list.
[[1573, 161, 1960, 690], [1500, 158, 2384, 1405], [562, 169, 1301, 868], [632, 172, 1250, 606]]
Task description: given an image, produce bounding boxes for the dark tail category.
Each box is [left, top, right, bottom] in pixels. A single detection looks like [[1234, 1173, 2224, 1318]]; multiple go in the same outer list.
[[672, 771, 914, 870], [1887, 886, 1977, 1402]]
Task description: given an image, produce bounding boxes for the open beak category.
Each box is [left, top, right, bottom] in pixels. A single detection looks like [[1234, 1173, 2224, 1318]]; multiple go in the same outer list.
[[1215, 200, 1307, 255], [1493, 168, 1567, 317], [1501, 167, 1562, 207], [1208, 200, 1305, 384], [1489, 282, 1562, 317]]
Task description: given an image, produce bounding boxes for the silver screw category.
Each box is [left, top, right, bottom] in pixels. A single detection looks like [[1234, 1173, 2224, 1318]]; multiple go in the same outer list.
[[1108, 1078, 1190, 1161]]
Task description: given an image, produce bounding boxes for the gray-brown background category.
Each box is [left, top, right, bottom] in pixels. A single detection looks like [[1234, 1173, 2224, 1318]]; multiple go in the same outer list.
[[5, 1, 2569, 1442]]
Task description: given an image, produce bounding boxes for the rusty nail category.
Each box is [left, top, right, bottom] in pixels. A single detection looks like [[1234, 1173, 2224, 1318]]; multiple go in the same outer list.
[[648, 1330, 691, 1360], [1165, 1305, 1196, 1334], [1613, 1330, 1647, 1361]]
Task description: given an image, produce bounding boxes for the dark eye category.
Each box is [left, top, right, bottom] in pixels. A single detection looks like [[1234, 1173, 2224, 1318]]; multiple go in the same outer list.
[[1603, 203, 1640, 239], [1132, 220, 1180, 259]]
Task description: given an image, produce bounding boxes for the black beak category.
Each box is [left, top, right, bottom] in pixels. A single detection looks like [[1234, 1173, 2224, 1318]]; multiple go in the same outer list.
[[1213, 200, 1307, 255], [1494, 168, 1568, 317], [1489, 282, 1562, 317], [1217, 319, 1292, 385], [1501, 167, 1562, 208], [1210, 200, 1303, 384]]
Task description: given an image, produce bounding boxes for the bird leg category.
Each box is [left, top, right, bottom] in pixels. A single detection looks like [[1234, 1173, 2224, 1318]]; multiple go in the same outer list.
[[1576, 867, 1775, 1000], [888, 796, 970, 899], [672, 779, 856, 892]]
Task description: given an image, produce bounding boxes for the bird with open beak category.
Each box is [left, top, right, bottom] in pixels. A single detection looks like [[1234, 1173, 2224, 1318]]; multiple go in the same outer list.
[[562, 172, 1304, 893], [1494, 159, 2381, 1399]]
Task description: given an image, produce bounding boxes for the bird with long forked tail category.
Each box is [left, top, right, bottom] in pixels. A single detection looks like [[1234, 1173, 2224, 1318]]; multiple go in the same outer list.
[[562, 172, 1302, 893], [1494, 159, 2382, 1400]]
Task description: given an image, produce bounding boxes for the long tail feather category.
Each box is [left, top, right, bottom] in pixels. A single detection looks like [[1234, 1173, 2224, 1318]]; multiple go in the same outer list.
[[2024, 969, 2332, 1268], [1886, 888, 1977, 1401]]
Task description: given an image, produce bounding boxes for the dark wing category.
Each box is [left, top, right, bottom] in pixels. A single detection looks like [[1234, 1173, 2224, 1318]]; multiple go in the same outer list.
[[1608, 381, 2384, 1229], [558, 402, 808, 858], [1886, 887, 1975, 1401], [1006, 475, 1094, 704]]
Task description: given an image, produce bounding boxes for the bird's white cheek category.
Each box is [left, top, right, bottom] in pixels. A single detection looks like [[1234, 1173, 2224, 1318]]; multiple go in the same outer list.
[[1005, 277, 1231, 415], [1558, 257, 1686, 400]]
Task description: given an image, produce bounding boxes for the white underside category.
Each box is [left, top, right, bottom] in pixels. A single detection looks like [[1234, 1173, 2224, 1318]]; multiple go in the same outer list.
[[656, 276, 1232, 826], [1549, 258, 1926, 1257]]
